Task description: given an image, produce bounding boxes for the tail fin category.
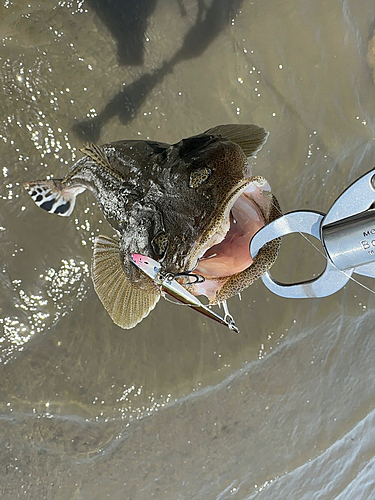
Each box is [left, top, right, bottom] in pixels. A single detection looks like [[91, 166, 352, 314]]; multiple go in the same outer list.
[[23, 179, 85, 217]]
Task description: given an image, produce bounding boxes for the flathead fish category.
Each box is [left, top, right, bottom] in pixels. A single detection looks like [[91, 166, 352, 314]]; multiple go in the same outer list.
[[24, 125, 281, 329]]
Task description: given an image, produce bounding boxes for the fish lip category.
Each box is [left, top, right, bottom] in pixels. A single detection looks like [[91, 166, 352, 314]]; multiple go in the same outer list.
[[190, 177, 260, 267]]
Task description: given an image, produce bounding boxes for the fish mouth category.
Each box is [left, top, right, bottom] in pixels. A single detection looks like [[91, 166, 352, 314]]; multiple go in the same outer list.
[[191, 177, 272, 299]]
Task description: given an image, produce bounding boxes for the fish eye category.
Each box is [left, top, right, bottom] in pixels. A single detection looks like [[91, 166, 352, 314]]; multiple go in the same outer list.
[[189, 167, 211, 188], [151, 231, 168, 258]]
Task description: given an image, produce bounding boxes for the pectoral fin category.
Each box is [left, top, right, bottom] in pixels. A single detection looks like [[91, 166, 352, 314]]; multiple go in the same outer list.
[[204, 124, 269, 158], [92, 235, 160, 329]]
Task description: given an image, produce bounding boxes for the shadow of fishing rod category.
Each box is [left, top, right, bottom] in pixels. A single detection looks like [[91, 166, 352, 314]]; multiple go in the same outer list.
[[72, 0, 243, 143]]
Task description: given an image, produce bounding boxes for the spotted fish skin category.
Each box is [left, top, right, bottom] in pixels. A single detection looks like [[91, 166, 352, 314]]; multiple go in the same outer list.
[[23, 179, 85, 217]]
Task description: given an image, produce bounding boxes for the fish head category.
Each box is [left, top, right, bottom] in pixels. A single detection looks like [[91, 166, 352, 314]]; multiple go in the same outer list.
[[158, 133, 253, 272], [122, 125, 281, 304]]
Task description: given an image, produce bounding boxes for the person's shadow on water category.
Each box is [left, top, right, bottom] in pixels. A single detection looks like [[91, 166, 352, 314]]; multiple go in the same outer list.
[[73, 0, 243, 143]]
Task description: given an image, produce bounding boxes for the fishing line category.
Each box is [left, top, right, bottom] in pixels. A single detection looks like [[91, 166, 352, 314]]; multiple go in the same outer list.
[[250, 180, 375, 297], [251, 180, 326, 256], [163, 294, 192, 306]]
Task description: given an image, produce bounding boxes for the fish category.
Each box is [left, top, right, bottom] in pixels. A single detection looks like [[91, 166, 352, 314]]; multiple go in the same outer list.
[[24, 124, 282, 329]]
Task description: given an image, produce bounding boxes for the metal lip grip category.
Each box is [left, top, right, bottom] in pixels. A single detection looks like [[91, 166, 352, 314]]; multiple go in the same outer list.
[[322, 170, 375, 278], [250, 169, 375, 298]]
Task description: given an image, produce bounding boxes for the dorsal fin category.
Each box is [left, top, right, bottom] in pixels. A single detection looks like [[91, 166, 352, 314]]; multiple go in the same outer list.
[[80, 142, 111, 169], [79, 143, 126, 183], [204, 124, 269, 158], [91, 235, 160, 329]]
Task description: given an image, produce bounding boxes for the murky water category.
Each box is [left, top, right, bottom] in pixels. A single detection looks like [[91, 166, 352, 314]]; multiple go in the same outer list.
[[1, 0, 375, 498]]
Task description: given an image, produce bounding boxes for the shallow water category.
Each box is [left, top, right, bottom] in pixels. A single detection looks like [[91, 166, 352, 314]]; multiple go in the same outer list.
[[1, 0, 375, 498]]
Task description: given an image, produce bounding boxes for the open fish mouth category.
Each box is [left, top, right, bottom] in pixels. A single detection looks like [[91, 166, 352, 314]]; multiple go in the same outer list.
[[191, 176, 274, 300]]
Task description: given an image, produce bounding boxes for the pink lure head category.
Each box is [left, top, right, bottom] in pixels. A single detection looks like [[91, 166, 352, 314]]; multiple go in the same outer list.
[[130, 253, 148, 266], [130, 253, 160, 281]]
